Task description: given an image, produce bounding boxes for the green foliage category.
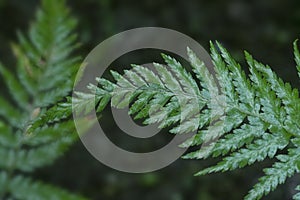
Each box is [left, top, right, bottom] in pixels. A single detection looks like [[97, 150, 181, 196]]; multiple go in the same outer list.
[[41, 41, 300, 199], [17, 1, 300, 199], [0, 0, 88, 199]]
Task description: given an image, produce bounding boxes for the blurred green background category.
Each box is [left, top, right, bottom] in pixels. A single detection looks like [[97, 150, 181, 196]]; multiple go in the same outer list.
[[0, 0, 300, 199]]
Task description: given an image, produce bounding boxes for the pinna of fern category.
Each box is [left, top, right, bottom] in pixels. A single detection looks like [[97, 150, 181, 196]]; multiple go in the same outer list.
[[30, 39, 300, 199], [0, 0, 89, 199]]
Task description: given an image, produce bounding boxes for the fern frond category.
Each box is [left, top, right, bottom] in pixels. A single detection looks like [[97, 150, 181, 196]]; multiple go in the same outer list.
[[0, 0, 87, 199], [31, 24, 300, 198], [62, 40, 300, 200]]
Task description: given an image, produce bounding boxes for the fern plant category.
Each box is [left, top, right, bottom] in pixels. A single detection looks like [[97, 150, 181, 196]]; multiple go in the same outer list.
[[34, 40, 300, 199], [0, 0, 89, 199], [12, 0, 299, 199]]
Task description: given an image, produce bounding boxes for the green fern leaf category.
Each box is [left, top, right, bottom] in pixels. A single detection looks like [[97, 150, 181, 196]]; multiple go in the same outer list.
[[32, 25, 300, 199], [0, 0, 88, 199], [68, 41, 300, 200]]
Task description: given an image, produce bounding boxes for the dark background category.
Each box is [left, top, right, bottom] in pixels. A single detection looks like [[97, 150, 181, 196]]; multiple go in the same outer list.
[[0, 0, 299, 199]]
